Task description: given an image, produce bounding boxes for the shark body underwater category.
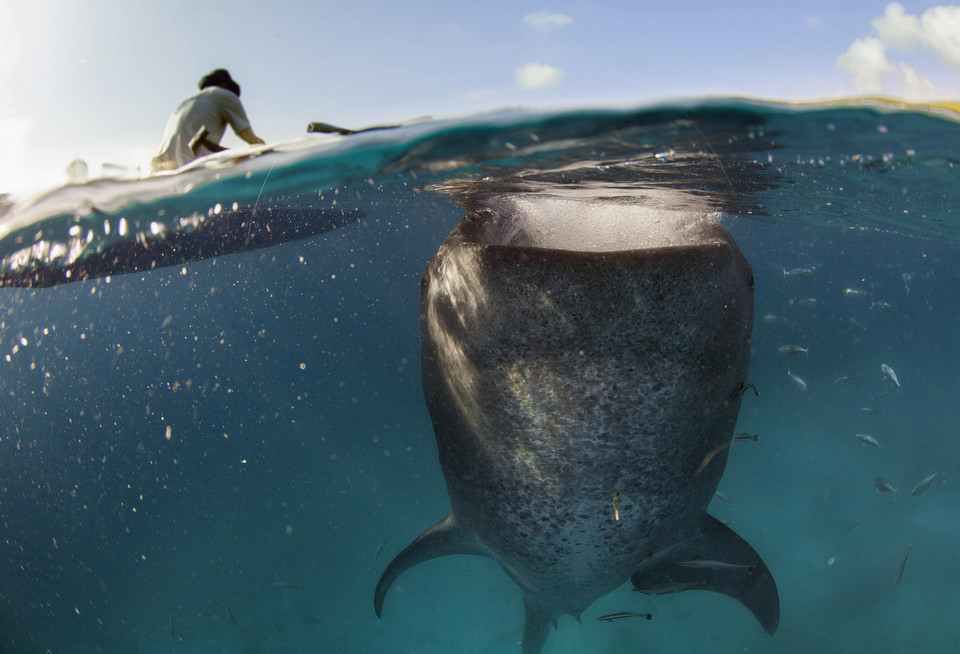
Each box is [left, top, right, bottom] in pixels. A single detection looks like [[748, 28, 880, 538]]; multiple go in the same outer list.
[[375, 193, 780, 653]]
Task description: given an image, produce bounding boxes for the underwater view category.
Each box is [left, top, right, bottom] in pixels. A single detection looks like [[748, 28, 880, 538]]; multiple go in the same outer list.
[[1, 99, 959, 654]]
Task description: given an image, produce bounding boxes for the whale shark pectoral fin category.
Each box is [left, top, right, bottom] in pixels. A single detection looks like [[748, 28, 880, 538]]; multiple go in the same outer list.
[[521, 599, 554, 654], [693, 515, 780, 635], [631, 515, 780, 636], [374, 514, 484, 618]]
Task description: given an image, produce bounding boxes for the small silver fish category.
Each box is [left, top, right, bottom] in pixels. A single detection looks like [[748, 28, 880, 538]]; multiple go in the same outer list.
[[910, 470, 939, 496], [874, 476, 897, 494], [846, 518, 865, 530], [834, 374, 869, 385], [859, 406, 881, 414], [881, 364, 901, 388], [893, 543, 912, 591], [870, 300, 895, 312], [596, 612, 653, 622], [855, 433, 881, 448], [777, 344, 809, 356], [732, 432, 759, 442], [787, 370, 807, 391], [783, 267, 814, 278], [271, 581, 303, 590], [713, 491, 732, 503], [843, 287, 871, 298], [797, 297, 819, 307]]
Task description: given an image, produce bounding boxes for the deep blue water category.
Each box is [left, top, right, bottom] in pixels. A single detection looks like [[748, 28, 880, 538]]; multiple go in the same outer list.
[[1, 100, 959, 653]]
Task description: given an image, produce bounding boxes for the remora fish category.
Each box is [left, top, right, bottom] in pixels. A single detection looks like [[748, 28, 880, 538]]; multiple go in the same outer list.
[[374, 196, 779, 654], [595, 611, 653, 622], [676, 559, 758, 572], [632, 580, 700, 595]]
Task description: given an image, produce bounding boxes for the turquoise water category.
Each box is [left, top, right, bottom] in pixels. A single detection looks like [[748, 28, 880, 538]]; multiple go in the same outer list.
[[1, 100, 959, 653]]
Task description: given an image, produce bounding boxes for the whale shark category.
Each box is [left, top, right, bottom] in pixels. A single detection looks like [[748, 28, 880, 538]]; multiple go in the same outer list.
[[375, 192, 779, 653]]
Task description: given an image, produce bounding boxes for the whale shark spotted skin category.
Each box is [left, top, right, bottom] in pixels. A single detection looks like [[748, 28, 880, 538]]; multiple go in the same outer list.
[[375, 194, 779, 654]]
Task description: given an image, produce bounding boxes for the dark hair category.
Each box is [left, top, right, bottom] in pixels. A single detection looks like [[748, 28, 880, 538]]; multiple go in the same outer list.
[[199, 68, 241, 97]]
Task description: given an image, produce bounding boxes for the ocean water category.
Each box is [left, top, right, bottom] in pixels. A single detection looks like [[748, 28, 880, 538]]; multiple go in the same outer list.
[[1, 99, 959, 653]]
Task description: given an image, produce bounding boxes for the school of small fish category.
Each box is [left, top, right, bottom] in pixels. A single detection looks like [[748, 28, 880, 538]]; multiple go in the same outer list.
[[768, 259, 939, 597], [162, 254, 939, 641]]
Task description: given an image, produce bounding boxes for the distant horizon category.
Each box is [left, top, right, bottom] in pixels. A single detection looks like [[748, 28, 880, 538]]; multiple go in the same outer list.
[[3, 1, 959, 198]]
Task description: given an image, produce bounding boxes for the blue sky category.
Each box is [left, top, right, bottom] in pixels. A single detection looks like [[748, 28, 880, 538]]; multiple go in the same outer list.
[[2, 0, 959, 196]]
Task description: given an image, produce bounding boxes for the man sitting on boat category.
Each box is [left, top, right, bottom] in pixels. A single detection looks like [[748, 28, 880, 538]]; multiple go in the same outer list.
[[150, 68, 265, 173]]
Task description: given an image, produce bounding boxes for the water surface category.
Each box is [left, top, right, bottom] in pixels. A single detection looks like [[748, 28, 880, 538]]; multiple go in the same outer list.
[[1, 99, 959, 653]]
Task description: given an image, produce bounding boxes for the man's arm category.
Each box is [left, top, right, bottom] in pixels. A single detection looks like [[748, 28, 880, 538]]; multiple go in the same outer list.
[[237, 127, 265, 145]]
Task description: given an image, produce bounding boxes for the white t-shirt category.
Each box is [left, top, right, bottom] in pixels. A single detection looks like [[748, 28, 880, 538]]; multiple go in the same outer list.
[[151, 87, 252, 171]]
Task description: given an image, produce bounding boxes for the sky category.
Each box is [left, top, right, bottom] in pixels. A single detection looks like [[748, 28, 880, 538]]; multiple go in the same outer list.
[[2, 0, 960, 197]]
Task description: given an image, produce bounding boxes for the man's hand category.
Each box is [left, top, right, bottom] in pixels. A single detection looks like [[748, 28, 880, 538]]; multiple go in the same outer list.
[[238, 127, 266, 145]]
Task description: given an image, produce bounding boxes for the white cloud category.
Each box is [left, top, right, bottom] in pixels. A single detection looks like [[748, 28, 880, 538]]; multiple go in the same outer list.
[[917, 5, 960, 66], [523, 12, 573, 32], [898, 62, 940, 100], [516, 63, 565, 89], [872, 3, 924, 53], [873, 2, 960, 66], [837, 3, 960, 99], [837, 37, 896, 93]]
